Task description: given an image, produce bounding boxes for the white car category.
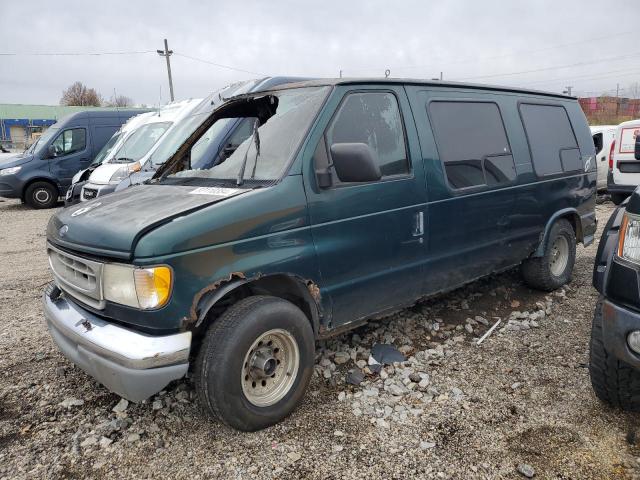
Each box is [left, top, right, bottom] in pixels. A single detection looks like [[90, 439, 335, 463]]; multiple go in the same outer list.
[[608, 119, 640, 204], [590, 125, 616, 191], [80, 99, 202, 201]]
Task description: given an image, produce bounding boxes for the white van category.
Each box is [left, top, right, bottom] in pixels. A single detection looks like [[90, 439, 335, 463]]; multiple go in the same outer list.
[[590, 125, 616, 191], [80, 99, 201, 201], [608, 119, 640, 204]]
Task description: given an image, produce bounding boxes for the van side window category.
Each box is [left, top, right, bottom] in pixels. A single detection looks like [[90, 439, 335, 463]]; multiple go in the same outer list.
[[428, 101, 515, 189], [51, 128, 86, 156], [519, 104, 580, 175], [326, 92, 409, 178], [593, 132, 603, 154]]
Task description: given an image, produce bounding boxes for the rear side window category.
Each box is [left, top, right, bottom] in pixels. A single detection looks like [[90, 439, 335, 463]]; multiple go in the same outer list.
[[592, 132, 603, 154], [519, 104, 580, 175], [428, 101, 515, 189], [326, 92, 409, 178]]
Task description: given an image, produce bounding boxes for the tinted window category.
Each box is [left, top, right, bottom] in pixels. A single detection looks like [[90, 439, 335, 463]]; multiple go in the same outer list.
[[519, 104, 578, 176], [593, 132, 603, 154], [429, 101, 515, 189], [51, 128, 86, 156], [327, 92, 409, 178]]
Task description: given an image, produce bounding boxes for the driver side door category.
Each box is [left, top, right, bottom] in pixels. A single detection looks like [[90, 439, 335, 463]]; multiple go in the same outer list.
[[48, 127, 90, 188]]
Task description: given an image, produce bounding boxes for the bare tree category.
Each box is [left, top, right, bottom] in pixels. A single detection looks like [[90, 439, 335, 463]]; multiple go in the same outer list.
[[60, 82, 103, 106], [627, 82, 640, 99], [105, 94, 134, 107]]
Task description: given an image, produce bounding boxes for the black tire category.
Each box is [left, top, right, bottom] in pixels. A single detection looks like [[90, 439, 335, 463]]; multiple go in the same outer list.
[[589, 296, 640, 411], [521, 218, 576, 291], [195, 295, 315, 431], [611, 193, 627, 206], [24, 181, 58, 209]]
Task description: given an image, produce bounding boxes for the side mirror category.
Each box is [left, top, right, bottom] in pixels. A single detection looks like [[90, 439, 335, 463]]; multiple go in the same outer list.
[[635, 136, 640, 161], [48, 144, 58, 158], [329, 143, 381, 183]]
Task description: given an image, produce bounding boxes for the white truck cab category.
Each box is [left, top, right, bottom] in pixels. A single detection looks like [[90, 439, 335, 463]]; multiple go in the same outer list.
[[608, 119, 640, 204], [80, 99, 202, 201]]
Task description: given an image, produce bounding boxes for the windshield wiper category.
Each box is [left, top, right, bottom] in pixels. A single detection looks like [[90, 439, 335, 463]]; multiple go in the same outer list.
[[114, 157, 135, 164], [236, 118, 260, 186]]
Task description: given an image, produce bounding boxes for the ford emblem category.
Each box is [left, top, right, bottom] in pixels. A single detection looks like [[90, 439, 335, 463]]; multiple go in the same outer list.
[[59, 225, 69, 237]]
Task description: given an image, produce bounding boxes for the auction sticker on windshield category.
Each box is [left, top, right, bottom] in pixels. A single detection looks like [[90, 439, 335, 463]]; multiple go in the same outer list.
[[189, 187, 243, 196]]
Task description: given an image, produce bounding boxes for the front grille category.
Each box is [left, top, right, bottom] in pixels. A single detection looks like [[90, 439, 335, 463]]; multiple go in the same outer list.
[[47, 243, 105, 309], [82, 187, 98, 200]]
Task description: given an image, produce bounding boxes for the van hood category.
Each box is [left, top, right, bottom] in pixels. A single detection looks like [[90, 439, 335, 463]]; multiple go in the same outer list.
[[47, 184, 246, 259], [0, 153, 33, 169], [88, 162, 127, 185]]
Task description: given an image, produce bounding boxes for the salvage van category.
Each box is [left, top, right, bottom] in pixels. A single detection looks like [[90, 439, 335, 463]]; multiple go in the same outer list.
[[608, 118, 640, 205], [44, 78, 596, 431]]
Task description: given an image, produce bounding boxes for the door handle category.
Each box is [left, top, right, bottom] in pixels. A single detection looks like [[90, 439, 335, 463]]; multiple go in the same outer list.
[[413, 211, 424, 237]]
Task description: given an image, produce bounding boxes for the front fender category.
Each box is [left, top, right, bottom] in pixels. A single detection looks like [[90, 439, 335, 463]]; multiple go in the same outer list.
[[593, 205, 625, 294]]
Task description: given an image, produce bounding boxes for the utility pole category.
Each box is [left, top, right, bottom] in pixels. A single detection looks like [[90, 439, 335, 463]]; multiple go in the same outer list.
[[616, 83, 620, 117], [157, 39, 175, 102]]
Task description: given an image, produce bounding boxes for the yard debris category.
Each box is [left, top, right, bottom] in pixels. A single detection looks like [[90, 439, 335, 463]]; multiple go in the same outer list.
[[477, 318, 502, 345], [371, 344, 405, 364]]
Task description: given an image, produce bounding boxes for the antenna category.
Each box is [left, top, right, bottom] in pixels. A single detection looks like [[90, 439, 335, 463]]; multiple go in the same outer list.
[[384, 69, 390, 78]]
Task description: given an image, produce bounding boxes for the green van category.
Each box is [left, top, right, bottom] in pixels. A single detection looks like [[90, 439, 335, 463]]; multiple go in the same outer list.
[[44, 78, 596, 431]]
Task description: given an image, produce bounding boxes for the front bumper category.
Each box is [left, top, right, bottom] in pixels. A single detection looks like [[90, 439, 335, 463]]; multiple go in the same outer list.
[[0, 175, 21, 198], [43, 284, 191, 401], [65, 181, 86, 206], [607, 171, 637, 195], [601, 298, 640, 369]]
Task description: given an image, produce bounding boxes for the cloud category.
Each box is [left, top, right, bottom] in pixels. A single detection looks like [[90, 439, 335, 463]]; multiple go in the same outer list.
[[1, 0, 639, 105]]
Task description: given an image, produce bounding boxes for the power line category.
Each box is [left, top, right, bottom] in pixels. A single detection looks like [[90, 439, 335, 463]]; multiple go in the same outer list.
[[455, 52, 640, 81], [360, 30, 637, 72], [518, 67, 640, 87], [0, 50, 155, 56], [173, 52, 264, 76]]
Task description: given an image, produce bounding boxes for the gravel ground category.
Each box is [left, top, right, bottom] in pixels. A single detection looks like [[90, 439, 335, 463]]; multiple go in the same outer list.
[[1, 197, 640, 479]]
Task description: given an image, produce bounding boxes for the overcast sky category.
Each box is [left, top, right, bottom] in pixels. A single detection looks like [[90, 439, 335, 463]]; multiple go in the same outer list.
[[1, 0, 639, 106]]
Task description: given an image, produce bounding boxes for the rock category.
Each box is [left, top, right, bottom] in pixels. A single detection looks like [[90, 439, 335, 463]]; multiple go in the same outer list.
[[80, 435, 98, 448], [99, 436, 113, 449], [355, 360, 367, 369], [338, 391, 346, 401], [368, 363, 383, 374], [152, 399, 163, 410], [112, 398, 129, 413], [332, 445, 344, 452], [450, 387, 464, 401], [517, 463, 535, 478], [371, 344, 405, 365], [287, 452, 302, 462], [346, 370, 365, 385], [375, 418, 390, 429], [334, 430, 344, 437], [409, 372, 422, 383], [418, 377, 430, 389], [420, 441, 436, 450], [59, 398, 84, 409], [175, 391, 190, 402], [334, 352, 350, 365], [464, 324, 473, 334], [126, 433, 140, 443], [388, 384, 407, 396]]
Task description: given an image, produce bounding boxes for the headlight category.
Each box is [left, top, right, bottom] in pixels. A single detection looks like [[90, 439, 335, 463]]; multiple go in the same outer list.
[[109, 162, 141, 183], [618, 212, 640, 264], [0, 166, 21, 176], [103, 264, 172, 309]]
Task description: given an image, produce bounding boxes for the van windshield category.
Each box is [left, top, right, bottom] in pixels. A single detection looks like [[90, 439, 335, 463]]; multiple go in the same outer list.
[[110, 122, 171, 163], [149, 113, 233, 168], [34, 127, 60, 155], [92, 131, 122, 166], [164, 86, 328, 184]]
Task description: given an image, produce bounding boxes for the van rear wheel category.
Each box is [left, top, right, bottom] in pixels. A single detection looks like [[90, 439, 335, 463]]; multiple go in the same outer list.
[[521, 218, 575, 291], [25, 181, 58, 209], [195, 295, 315, 431]]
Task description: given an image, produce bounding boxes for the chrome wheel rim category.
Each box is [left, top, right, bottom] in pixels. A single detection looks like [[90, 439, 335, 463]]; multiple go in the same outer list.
[[35, 188, 51, 204], [549, 235, 569, 276], [241, 328, 299, 407]]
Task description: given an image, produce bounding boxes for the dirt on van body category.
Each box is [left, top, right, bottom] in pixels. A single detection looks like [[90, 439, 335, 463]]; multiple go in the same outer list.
[[1, 197, 639, 479]]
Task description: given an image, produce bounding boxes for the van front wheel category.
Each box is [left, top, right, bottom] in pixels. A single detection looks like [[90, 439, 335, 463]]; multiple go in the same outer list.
[[25, 181, 58, 209], [195, 295, 315, 431], [521, 218, 576, 291]]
